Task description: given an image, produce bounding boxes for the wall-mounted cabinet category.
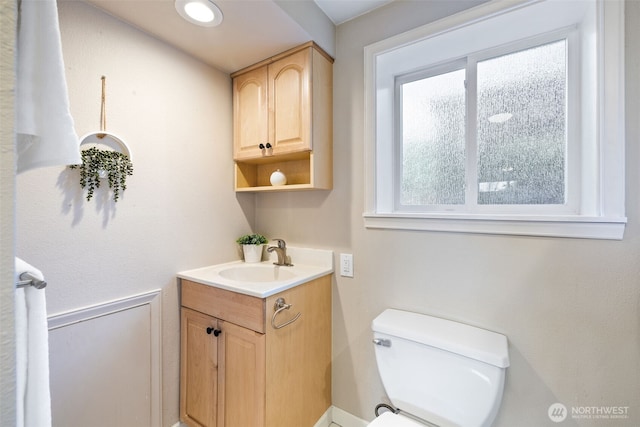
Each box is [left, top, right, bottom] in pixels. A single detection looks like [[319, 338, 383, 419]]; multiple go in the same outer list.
[[231, 42, 333, 192]]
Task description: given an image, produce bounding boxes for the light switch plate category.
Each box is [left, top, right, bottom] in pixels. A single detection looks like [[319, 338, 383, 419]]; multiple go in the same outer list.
[[340, 253, 354, 277]]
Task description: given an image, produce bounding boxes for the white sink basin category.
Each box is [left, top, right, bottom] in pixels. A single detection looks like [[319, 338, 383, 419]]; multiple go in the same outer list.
[[219, 265, 297, 282], [177, 247, 334, 298]]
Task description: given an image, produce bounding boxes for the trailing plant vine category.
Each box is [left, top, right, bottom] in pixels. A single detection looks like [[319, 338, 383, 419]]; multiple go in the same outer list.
[[69, 147, 133, 202]]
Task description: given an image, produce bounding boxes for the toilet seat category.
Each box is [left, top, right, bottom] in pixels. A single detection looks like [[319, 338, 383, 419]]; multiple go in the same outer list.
[[368, 411, 425, 427]]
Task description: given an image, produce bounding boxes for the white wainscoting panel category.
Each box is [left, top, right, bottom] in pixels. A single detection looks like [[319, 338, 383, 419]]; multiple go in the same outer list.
[[48, 290, 161, 427]]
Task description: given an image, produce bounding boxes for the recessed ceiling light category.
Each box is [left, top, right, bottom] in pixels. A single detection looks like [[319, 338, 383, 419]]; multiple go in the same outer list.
[[488, 113, 513, 123], [175, 0, 223, 27]]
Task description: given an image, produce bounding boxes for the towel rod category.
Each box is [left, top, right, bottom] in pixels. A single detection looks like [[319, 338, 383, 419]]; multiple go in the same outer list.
[[16, 272, 47, 289], [271, 297, 301, 329]]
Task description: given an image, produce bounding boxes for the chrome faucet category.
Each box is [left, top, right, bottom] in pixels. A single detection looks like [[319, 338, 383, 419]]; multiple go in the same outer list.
[[267, 238, 293, 266]]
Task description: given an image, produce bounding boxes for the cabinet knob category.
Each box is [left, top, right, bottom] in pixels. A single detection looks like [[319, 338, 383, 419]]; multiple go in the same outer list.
[[265, 143, 272, 149], [259, 143, 265, 149], [206, 327, 221, 337]]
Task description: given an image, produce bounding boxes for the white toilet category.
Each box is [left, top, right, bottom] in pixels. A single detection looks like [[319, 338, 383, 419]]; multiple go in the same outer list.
[[369, 309, 510, 427]]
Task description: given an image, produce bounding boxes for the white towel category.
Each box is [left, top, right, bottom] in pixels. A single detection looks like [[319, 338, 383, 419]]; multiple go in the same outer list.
[[15, 257, 52, 427], [16, 0, 81, 173]]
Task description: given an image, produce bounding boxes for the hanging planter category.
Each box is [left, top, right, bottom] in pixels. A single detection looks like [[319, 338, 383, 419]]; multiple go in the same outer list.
[[69, 147, 133, 202], [69, 76, 133, 202]]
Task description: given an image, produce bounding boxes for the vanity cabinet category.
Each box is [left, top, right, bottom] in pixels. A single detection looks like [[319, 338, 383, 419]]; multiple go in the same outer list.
[[231, 42, 333, 191], [179, 275, 331, 427]]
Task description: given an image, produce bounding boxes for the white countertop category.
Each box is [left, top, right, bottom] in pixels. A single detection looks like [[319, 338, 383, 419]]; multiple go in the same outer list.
[[177, 247, 334, 298]]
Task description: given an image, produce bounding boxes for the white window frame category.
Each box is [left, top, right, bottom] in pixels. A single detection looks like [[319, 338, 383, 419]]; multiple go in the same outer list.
[[363, 0, 626, 239]]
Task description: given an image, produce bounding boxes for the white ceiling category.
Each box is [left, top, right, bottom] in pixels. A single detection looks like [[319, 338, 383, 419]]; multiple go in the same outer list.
[[314, 0, 392, 25], [83, 0, 392, 74]]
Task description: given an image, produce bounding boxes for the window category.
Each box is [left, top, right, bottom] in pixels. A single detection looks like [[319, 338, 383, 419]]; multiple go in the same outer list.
[[398, 36, 570, 211], [364, 0, 626, 239]]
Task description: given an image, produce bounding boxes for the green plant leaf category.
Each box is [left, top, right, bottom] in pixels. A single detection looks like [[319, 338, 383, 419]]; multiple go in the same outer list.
[[69, 147, 133, 202], [235, 233, 268, 245]]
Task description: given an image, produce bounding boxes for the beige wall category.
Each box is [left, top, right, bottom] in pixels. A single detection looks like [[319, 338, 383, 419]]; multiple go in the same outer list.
[[256, 1, 640, 426], [15, 2, 253, 425]]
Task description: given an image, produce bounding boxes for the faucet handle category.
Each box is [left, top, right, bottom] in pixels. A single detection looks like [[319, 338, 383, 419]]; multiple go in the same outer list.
[[272, 238, 286, 249]]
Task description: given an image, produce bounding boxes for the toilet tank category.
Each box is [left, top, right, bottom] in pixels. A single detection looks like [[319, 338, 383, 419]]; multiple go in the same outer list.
[[372, 309, 509, 427]]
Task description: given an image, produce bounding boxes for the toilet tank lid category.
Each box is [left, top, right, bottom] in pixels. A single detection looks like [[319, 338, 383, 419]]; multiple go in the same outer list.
[[372, 309, 510, 368]]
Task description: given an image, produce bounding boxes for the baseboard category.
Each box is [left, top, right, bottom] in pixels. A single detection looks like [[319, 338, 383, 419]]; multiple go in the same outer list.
[[331, 406, 369, 427], [313, 406, 333, 427], [174, 411, 332, 427], [173, 406, 367, 427]]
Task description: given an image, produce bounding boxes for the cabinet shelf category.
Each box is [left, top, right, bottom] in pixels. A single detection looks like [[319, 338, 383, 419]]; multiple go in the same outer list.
[[235, 151, 331, 191]]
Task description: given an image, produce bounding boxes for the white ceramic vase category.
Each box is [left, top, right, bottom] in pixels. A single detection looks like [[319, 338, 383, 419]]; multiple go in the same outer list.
[[242, 244, 264, 263], [270, 169, 287, 186]]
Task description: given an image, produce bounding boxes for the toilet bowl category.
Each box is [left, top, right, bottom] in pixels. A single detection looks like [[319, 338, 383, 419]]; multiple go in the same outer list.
[[369, 309, 510, 427]]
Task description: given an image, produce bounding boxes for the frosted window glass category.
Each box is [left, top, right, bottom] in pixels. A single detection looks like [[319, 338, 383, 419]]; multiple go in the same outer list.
[[401, 69, 466, 205], [477, 40, 567, 205]]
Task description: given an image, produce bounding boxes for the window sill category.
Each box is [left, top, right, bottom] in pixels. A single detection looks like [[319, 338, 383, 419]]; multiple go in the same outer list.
[[363, 213, 627, 240]]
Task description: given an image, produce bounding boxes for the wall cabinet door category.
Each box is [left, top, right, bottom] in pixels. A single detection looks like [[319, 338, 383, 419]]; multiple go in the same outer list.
[[233, 66, 268, 160], [268, 47, 311, 156], [180, 308, 220, 427]]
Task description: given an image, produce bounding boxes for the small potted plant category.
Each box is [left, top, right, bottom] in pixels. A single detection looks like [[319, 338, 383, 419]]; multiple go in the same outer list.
[[236, 233, 268, 263]]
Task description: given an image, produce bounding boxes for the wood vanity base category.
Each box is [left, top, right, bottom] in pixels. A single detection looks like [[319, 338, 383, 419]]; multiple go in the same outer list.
[[180, 275, 332, 427]]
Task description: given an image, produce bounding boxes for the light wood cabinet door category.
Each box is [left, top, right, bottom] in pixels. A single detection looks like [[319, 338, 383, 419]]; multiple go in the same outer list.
[[180, 308, 266, 427], [233, 66, 268, 160], [268, 47, 311, 156], [180, 308, 220, 427], [218, 320, 266, 427]]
